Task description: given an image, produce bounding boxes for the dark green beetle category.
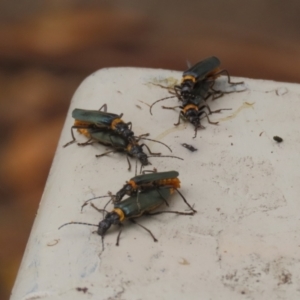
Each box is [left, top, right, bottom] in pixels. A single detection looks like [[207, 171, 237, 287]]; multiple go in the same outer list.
[[64, 104, 136, 147], [150, 56, 240, 137], [59, 187, 195, 247]]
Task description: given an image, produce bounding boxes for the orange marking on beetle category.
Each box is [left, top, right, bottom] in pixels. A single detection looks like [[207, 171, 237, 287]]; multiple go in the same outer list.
[[128, 180, 138, 190], [111, 118, 123, 130], [126, 144, 132, 152], [182, 104, 198, 113], [181, 75, 196, 84], [74, 120, 91, 127], [113, 208, 125, 222], [157, 178, 181, 189], [77, 128, 91, 138]]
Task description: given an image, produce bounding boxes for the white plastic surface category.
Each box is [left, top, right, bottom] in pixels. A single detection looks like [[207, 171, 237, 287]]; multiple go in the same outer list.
[[11, 67, 300, 300]]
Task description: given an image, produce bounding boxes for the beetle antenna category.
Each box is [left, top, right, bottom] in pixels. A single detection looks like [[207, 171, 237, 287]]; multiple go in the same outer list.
[[139, 137, 172, 153], [150, 96, 176, 115], [58, 222, 98, 230], [148, 155, 183, 161], [81, 195, 111, 212]]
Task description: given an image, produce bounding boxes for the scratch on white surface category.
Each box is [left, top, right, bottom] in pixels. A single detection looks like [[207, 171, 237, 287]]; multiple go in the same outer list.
[[22, 291, 54, 300], [218, 102, 255, 122]]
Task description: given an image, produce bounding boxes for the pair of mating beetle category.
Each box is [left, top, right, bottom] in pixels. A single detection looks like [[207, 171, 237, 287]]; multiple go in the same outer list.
[[150, 56, 242, 138], [63, 104, 181, 170], [60, 56, 240, 246], [59, 170, 196, 247]]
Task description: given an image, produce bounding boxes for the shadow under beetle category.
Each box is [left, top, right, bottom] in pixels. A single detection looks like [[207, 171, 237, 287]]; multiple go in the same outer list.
[[59, 187, 196, 248]]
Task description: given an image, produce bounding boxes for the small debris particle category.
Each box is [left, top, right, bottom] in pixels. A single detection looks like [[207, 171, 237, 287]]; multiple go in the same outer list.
[[181, 143, 197, 152], [276, 87, 288, 96], [47, 239, 60, 246], [76, 287, 88, 293], [179, 258, 190, 265], [259, 131, 264, 136], [273, 136, 283, 143]]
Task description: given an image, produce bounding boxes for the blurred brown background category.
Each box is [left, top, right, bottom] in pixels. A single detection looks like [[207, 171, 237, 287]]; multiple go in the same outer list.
[[0, 1, 300, 298]]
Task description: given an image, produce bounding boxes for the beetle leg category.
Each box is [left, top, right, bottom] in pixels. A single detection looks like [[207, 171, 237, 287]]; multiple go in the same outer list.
[[135, 133, 150, 142], [90, 202, 111, 220], [63, 127, 77, 147], [199, 102, 231, 115], [130, 219, 158, 242], [140, 143, 160, 156], [173, 85, 182, 96], [126, 155, 132, 171], [116, 223, 123, 246], [81, 196, 111, 213], [95, 150, 117, 158], [156, 188, 169, 207], [99, 103, 107, 112], [210, 89, 224, 101], [78, 138, 95, 146], [200, 111, 219, 126], [175, 189, 197, 212], [90, 202, 105, 213], [174, 111, 183, 126], [213, 69, 244, 85], [193, 126, 198, 139], [198, 102, 214, 114]]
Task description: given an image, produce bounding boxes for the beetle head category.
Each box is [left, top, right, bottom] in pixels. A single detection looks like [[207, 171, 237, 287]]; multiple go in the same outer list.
[[115, 183, 133, 202], [97, 212, 120, 237], [129, 144, 149, 166], [116, 124, 134, 140]]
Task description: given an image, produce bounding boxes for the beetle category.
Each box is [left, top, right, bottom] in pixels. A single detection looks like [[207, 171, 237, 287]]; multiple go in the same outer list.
[[81, 170, 195, 212], [151, 56, 242, 107], [73, 128, 182, 170], [178, 56, 222, 100], [177, 56, 243, 100], [59, 187, 196, 248], [64, 104, 142, 147], [64, 105, 173, 155], [114, 170, 182, 203], [151, 80, 230, 138]]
